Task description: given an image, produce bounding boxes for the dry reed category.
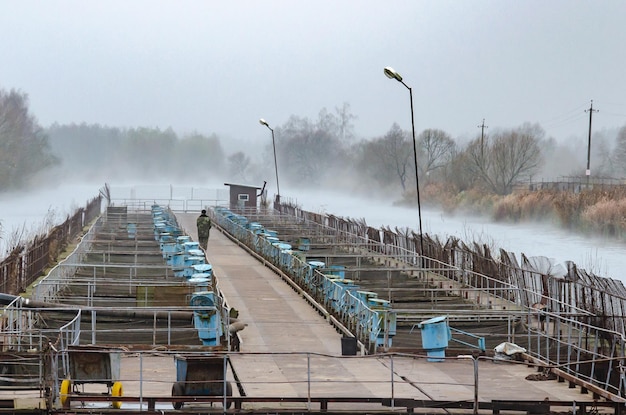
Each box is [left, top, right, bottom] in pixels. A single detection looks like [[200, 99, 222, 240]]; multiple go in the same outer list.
[[426, 185, 626, 240]]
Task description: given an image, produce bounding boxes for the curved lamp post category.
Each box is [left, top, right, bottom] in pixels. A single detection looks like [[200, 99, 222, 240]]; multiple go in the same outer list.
[[259, 118, 281, 203], [383, 66, 424, 263]]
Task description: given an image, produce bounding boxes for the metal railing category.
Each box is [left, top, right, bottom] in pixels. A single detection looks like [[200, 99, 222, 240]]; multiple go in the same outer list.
[[12, 348, 621, 413], [211, 205, 626, 400], [104, 184, 229, 212], [212, 208, 394, 352], [6, 185, 626, 401], [1, 205, 233, 352]]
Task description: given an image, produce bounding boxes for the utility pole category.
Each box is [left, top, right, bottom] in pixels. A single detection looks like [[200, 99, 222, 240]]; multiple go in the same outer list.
[[478, 119, 488, 162], [585, 100, 599, 186]]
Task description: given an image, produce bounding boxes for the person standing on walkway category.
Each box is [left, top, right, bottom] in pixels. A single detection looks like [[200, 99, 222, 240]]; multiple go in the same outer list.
[[196, 209, 212, 250]]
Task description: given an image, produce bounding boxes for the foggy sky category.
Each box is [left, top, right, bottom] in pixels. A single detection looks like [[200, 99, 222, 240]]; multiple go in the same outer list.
[[1, 0, 625, 150]]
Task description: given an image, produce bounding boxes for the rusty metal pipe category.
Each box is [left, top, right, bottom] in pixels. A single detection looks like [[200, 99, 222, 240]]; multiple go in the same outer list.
[[3, 294, 193, 321]]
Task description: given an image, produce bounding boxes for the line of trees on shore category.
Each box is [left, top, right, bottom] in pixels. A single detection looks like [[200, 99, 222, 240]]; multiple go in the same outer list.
[[2, 86, 626, 239], [0, 89, 58, 191]]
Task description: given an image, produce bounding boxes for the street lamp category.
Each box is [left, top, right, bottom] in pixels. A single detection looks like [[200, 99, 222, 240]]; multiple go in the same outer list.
[[259, 118, 281, 203], [383, 66, 424, 264]]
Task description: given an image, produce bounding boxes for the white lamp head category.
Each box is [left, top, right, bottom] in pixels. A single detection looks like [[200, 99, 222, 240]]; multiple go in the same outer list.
[[384, 66, 403, 82]]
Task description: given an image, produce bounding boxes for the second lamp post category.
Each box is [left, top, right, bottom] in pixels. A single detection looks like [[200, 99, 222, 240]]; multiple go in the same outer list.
[[259, 118, 281, 203], [383, 66, 424, 262]]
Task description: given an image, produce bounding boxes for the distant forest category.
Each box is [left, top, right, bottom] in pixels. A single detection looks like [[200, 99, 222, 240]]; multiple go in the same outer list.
[[3, 86, 626, 236]]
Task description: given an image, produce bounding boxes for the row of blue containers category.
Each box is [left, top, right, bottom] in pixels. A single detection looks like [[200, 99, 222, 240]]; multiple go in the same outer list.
[[152, 207, 213, 279], [213, 207, 396, 350], [151, 205, 223, 347]]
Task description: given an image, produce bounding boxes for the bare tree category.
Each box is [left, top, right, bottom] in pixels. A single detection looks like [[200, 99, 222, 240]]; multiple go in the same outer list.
[[465, 123, 543, 194], [611, 125, 626, 175], [446, 150, 476, 191], [0, 89, 57, 190], [357, 123, 412, 192], [276, 110, 347, 186], [537, 136, 582, 178], [228, 151, 250, 182], [418, 129, 456, 179], [590, 131, 614, 177], [335, 102, 357, 143]]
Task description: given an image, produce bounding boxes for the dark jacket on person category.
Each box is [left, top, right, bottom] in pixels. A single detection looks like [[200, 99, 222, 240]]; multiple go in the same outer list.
[[197, 214, 212, 237]]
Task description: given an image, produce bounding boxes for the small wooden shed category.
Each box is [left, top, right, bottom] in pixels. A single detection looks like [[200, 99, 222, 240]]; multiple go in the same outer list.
[[223, 183, 263, 210]]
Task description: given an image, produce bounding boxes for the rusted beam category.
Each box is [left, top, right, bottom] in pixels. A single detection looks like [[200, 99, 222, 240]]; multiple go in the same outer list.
[[522, 353, 626, 404], [18, 297, 193, 321]]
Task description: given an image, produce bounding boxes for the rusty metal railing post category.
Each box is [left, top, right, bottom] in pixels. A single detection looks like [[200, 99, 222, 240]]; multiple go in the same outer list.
[[390, 354, 395, 409], [459, 355, 478, 415], [223, 354, 228, 410], [307, 353, 311, 411]]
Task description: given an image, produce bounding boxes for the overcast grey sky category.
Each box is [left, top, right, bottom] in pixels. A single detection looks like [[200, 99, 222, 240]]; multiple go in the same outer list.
[[1, 0, 625, 148]]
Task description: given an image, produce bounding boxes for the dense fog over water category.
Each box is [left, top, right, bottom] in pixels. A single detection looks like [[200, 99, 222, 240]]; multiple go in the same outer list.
[[287, 189, 626, 283], [2, 184, 625, 284], [0, 184, 102, 252]]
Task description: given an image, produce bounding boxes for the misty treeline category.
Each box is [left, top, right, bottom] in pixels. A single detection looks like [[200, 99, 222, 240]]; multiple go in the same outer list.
[[3, 86, 626, 208], [45, 124, 225, 182], [0, 89, 58, 191]]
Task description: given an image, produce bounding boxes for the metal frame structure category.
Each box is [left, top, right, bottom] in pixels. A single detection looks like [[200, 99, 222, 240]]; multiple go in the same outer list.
[[3, 185, 626, 406]]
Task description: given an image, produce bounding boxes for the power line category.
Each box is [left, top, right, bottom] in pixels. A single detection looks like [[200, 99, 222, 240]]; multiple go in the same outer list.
[[539, 102, 591, 133], [601, 101, 626, 108], [540, 103, 589, 125], [542, 112, 587, 129], [600, 111, 626, 118]]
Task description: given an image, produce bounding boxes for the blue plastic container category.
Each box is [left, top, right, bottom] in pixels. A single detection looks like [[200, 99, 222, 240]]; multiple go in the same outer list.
[[188, 273, 211, 291], [190, 292, 222, 346], [418, 315, 451, 362], [183, 242, 200, 252], [192, 263, 213, 276]]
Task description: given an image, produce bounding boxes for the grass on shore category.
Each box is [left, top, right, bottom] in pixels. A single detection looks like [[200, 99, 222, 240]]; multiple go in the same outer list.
[[418, 184, 626, 241]]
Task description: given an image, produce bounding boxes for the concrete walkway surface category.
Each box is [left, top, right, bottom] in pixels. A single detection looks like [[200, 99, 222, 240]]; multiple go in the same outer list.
[[173, 212, 598, 408]]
